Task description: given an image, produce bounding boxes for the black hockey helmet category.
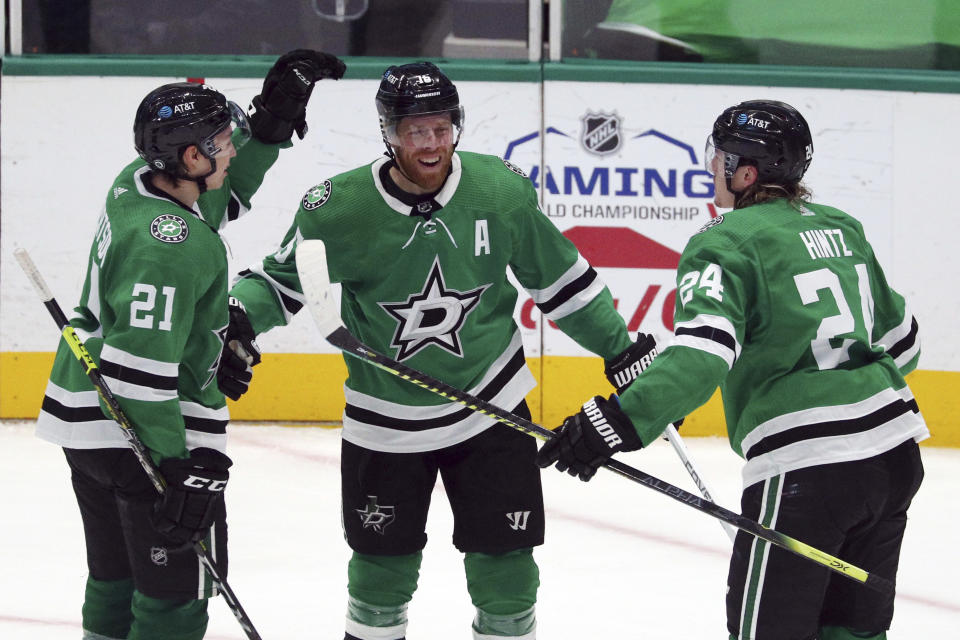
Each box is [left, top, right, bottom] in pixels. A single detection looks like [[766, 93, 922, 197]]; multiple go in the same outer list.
[[705, 100, 813, 184], [375, 62, 464, 154], [133, 82, 250, 176]]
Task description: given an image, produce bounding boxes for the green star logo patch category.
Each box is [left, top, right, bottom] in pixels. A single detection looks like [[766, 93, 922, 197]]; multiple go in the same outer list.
[[150, 214, 189, 243], [302, 180, 332, 211]]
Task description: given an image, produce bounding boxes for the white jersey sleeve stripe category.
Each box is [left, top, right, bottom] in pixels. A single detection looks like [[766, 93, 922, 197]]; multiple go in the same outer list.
[[541, 276, 607, 321], [525, 256, 591, 305], [669, 334, 736, 370], [100, 344, 179, 377]]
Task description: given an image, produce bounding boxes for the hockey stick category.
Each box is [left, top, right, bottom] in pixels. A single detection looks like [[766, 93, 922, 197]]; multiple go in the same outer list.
[[14, 249, 264, 640], [294, 239, 894, 596], [662, 424, 737, 542]]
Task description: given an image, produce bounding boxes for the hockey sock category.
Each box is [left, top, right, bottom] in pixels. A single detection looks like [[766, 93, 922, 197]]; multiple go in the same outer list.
[[127, 591, 208, 640], [819, 626, 887, 640], [346, 551, 421, 640], [81, 575, 133, 639], [465, 548, 539, 637]]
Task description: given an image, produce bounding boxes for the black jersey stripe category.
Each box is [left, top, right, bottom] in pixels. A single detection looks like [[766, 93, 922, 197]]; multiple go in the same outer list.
[[278, 290, 304, 316], [537, 268, 598, 315], [41, 396, 107, 422], [183, 415, 228, 434], [886, 317, 919, 360], [238, 269, 304, 316], [344, 348, 527, 431], [226, 196, 242, 222], [744, 397, 920, 460], [100, 359, 179, 391], [675, 324, 737, 353]]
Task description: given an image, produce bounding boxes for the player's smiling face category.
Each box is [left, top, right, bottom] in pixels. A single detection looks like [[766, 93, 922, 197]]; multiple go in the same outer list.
[[392, 113, 455, 193]]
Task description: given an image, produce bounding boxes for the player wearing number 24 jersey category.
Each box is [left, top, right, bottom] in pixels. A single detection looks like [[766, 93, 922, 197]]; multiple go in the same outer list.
[[538, 100, 927, 640]]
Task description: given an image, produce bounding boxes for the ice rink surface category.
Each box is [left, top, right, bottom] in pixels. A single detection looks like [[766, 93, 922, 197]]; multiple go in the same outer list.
[[1, 421, 956, 639]]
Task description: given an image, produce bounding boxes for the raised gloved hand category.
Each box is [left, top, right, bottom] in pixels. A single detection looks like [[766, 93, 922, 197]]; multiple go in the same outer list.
[[217, 296, 261, 401], [605, 334, 685, 430], [153, 447, 232, 546], [604, 333, 659, 393], [249, 49, 347, 143], [536, 395, 643, 481]]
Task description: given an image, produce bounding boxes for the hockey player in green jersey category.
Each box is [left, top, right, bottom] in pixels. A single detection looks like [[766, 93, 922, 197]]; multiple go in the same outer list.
[[35, 51, 345, 640], [538, 100, 927, 640], [229, 61, 654, 640]]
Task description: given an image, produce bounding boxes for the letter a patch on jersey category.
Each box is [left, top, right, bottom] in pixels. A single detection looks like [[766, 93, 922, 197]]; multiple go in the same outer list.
[[379, 257, 490, 361]]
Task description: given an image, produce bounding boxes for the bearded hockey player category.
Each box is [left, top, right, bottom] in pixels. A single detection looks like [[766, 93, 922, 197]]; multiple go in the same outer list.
[[35, 51, 345, 640], [537, 100, 928, 640], [228, 61, 656, 640]]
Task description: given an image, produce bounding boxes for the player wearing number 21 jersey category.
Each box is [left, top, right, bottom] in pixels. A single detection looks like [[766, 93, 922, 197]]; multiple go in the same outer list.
[[538, 100, 927, 640]]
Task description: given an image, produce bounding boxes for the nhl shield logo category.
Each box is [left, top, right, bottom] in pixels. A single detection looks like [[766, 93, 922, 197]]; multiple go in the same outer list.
[[580, 111, 622, 156], [150, 546, 168, 566]]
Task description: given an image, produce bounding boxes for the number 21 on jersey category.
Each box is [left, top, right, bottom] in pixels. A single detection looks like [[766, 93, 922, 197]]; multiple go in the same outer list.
[[130, 283, 176, 331]]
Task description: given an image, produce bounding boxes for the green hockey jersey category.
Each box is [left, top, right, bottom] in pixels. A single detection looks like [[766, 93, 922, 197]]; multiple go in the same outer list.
[[231, 151, 631, 452], [618, 198, 928, 488], [36, 138, 281, 461]]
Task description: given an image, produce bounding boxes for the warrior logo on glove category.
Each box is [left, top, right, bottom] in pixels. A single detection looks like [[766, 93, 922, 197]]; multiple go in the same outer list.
[[604, 333, 659, 393], [582, 397, 625, 448]]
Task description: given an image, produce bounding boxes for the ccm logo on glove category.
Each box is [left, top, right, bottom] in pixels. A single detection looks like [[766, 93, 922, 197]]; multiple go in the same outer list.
[[182, 475, 228, 491]]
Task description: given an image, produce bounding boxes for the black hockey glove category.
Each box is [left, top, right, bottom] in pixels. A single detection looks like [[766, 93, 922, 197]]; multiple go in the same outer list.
[[604, 334, 685, 430], [604, 333, 659, 394], [248, 49, 346, 144], [217, 296, 262, 401], [536, 395, 643, 482], [153, 448, 232, 547]]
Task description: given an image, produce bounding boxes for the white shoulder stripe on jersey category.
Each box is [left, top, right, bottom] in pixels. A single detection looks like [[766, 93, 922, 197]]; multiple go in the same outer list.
[[542, 277, 607, 321], [100, 344, 179, 377], [525, 256, 590, 305], [669, 334, 736, 370]]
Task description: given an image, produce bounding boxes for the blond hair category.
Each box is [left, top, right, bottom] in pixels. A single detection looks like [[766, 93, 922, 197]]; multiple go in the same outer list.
[[735, 180, 811, 210]]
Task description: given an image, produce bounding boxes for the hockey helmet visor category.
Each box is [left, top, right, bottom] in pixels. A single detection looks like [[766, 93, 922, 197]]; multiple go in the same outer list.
[[201, 101, 252, 158], [704, 134, 742, 179]]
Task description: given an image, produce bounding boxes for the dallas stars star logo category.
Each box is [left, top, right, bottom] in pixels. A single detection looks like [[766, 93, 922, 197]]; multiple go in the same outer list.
[[150, 214, 189, 243], [203, 324, 229, 391], [379, 257, 489, 361], [355, 496, 395, 534]]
